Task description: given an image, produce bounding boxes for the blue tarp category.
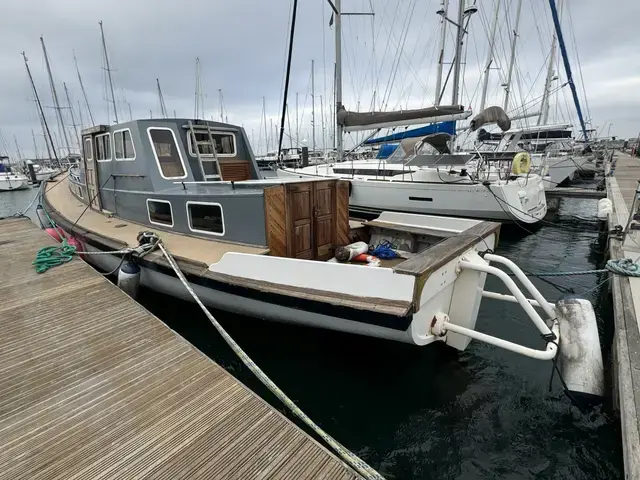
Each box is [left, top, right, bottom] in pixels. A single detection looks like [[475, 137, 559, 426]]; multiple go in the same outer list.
[[376, 144, 399, 159], [365, 121, 456, 145]]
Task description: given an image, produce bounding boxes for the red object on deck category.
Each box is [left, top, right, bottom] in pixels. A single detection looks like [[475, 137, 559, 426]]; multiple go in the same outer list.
[[352, 253, 378, 263]]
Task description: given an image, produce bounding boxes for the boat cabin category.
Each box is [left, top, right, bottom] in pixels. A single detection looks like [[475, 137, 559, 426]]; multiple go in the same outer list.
[[70, 119, 350, 261]]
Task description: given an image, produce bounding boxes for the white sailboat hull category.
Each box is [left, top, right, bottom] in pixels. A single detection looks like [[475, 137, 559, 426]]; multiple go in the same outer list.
[[0, 174, 29, 192], [277, 166, 547, 224]]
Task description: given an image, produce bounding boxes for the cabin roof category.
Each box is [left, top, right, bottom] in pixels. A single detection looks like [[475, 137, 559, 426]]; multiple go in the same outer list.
[[81, 118, 244, 136]]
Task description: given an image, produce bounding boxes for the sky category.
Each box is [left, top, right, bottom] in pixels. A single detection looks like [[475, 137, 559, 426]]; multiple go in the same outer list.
[[0, 0, 639, 160]]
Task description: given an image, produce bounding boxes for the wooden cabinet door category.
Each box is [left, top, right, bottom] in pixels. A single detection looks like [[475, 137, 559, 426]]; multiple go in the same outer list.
[[313, 180, 336, 260], [286, 183, 313, 259]]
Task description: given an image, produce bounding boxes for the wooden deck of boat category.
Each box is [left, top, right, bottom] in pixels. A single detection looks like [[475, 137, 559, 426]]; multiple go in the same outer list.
[[0, 217, 361, 480], [606, 151, 640, 480]]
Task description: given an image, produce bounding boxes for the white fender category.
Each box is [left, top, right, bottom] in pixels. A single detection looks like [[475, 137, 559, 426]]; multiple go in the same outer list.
[[556, 296, 604, 401]]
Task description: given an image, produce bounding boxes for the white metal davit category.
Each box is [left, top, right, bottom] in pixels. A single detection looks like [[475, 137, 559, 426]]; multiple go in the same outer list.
[[429, 250, 604, 400]]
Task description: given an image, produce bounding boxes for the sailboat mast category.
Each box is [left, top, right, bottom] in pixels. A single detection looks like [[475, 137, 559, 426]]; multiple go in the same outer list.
[[450, 0, 465, 105], [538, 34, 557, 126], [479, 0, 501, 111], [14, 136, 23, 164], [434, 0, 449, 105], [218, 89, 224, 122], [99, 21, 118, 123], [334, 0, 343, 161], [503, 0, 523, 111], [320, 94, 326, 152], [262, 97, 268, 152], [157, 79, 167, 118], [74, 51, 95, 126], [277, 0, 299, 160], [22, 52, 57, 165], [194, 57, 202, 118], [295, 92, 299, 147], [547, 0, 588, 140], [63, 82, 80, 151], [32, 130, 40, 161], [40, 36, 71, 157], [311, 59, 316, 153]]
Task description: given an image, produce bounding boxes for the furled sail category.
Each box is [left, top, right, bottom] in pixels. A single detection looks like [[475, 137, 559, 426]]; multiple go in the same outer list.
[[469, 106, 511, 132], [337, 105, 471, 132], [365, 121, 456, 145]]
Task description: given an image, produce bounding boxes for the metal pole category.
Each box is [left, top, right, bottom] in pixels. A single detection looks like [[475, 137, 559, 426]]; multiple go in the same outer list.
[[335, 0, 343, 161], [450, 0, 465, 105], [311, 59, 316, 153], [40, 36, 71, 157], [63, 82, 81, 151], [74, 51, 95, 126], [503, 0, 523, 111], [99, 21, 118, 123], [22, 51, 59, 167], [277, 0, 299, 161], [296, 92, 299, 147], [538, 20, 558, 126], [547, 0, 588, 141], [479, 0, 501, 111], [32, 130, 40, 161], [434, 0, 449, 106]]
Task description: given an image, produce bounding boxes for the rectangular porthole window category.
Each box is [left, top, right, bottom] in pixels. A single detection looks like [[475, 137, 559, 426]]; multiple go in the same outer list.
[[114, 129, 136, 161], [95, 133, 111, 162], [148, 128, 187, 179], [187, 202, 224, 236], [188, 131, 236, 157], [147, 199, 174, 227], [84, 138, 93, 161]]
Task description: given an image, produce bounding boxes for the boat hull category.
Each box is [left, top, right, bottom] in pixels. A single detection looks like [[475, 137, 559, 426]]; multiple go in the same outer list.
[[278, 169, 547, 224], [0, 176, 29, 191], [77, 241, 420, 344]]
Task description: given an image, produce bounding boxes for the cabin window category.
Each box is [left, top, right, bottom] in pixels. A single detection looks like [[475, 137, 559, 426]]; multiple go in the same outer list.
[[187, 202, 224, 236], [84, 138, 93, 161], [147, 199, 174, 227], [148, 128, 187, 179], [77, 186, 83, 199], [95, 133, 111, 162], [188, 131, 236, 157], [114, 129, 136, 160]]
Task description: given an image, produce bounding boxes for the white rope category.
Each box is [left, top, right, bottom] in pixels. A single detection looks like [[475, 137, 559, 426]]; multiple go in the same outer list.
[[156, 241, 385, 480]]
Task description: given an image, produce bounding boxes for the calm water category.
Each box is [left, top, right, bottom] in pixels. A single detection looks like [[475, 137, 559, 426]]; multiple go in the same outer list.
[[1, 188, 623, 479]]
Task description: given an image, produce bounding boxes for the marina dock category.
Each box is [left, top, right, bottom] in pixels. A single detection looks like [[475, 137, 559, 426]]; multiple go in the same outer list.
[[607, 151, 640, 479], [0, 217, 361, 480]]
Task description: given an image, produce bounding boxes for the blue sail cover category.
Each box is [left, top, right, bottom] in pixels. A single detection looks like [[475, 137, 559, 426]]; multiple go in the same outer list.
[[376, 143, 399, 159], [365, 121, 456, 145]]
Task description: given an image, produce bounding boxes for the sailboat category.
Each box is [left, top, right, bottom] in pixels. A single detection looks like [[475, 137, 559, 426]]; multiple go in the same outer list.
[[0, 156, 29, 192], [275, 0, 548, 224], [465, 0, 594, 190]]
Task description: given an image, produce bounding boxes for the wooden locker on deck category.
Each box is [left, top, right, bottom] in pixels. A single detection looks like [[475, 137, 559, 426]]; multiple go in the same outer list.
[[264, 179, 350, 260]]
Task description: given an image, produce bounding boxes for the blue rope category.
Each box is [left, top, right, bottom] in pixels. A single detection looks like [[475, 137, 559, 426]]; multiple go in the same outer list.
[[370, 240, 399, 259]]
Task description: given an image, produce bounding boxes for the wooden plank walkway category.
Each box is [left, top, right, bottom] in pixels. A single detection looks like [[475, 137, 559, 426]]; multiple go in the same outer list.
[[0, 217, 361, 480], [607, 151, 640, 480]]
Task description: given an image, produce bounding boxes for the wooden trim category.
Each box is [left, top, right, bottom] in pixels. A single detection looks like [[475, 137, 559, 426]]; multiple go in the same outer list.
[[393, 221, 501, 277], [392, 221, 500, 311]]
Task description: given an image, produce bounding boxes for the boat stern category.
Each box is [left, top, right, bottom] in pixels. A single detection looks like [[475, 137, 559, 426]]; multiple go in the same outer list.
[[497, 175, 547, 223]]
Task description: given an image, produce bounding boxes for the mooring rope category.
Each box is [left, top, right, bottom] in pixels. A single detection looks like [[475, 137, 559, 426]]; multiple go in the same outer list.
[[521, 259, 640, 278], [33, 240, 77, 273], [156, 240, 385, 480]]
